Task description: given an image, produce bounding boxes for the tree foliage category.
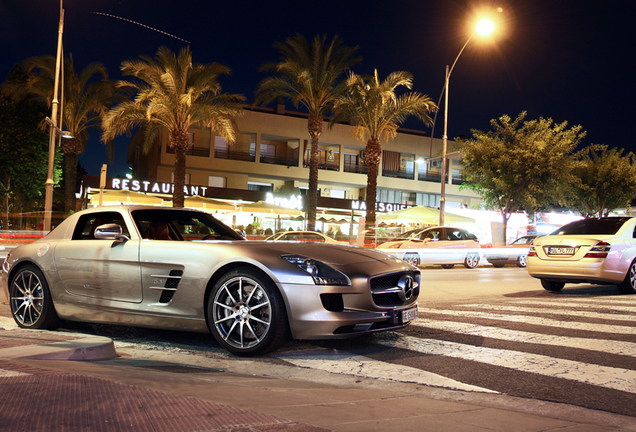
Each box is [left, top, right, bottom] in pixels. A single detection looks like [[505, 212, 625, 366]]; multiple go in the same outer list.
[[255, 34, 360, 231], [0, 90, 62, 228], [3, 55, 117, 212], [332, 70, 435, 228], [458, 112, 585, 243], [102, 46, 245, 208], [568, 144, 636, 217]]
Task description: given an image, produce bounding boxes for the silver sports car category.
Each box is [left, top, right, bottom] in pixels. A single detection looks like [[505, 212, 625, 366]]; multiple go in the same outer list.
[[1, 206, 419, 356]]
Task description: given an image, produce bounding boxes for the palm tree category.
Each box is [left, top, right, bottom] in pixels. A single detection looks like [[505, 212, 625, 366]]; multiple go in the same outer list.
[[4, 55, 116, 212], [102, 46, 245, 208], [333, 70, 436, 229], [255, 34, 360, 231]]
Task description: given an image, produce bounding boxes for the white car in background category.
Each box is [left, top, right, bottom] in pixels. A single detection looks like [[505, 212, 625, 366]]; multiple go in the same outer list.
[[265, 231, 345, 244], [377, 226, 481, 269], [527, 217, 636, 293]]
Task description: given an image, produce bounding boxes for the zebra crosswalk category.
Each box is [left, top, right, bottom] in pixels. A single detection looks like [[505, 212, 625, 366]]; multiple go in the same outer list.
[[275, 294, 636, 416]]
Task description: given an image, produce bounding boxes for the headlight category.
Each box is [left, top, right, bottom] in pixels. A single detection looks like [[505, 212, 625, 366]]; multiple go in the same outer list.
[[281, 255, 350, 286]]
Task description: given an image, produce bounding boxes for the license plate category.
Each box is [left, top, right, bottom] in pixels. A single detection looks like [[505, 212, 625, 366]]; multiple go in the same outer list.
[[402, 307, 418, 322], [548, 247, 575, 255]]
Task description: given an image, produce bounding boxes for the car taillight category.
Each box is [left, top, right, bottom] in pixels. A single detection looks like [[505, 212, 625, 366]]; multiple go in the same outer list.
[[584, 241, 611, 258], [527, 246, 537, 257]]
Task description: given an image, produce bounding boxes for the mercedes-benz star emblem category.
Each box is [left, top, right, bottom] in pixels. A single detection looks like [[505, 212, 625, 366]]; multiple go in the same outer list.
[[397, 274, 415, 301]]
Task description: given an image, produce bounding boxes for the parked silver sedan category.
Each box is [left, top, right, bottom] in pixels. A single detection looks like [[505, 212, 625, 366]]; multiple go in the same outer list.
[[1, 206, 419, 356], [527, 217, 636, 293]]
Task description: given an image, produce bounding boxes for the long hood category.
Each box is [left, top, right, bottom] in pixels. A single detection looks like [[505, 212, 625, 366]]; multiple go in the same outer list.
[[231, 241, 397, 266]]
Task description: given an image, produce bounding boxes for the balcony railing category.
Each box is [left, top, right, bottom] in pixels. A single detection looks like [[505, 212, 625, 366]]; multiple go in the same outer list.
[[382, 169, 414, 179], [214, 149, 256, 162], [344, 164, 368, 174], [260, 156, 299, 167], [166, 146, 210, 157], [303, 160, 339, 171], [418, 172, 442, 183]]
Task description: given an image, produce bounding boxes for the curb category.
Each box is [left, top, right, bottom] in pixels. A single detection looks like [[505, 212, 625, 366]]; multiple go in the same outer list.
[[0, 335, 117, 361]]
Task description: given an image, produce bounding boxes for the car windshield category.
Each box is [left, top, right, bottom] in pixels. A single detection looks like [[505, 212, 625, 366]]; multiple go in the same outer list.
[[550, 217, 632, 236], [132, 209, 245, 241]]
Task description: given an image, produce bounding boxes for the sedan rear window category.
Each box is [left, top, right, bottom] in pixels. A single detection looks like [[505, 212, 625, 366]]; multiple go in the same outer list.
[[551, 217, 632, 235]]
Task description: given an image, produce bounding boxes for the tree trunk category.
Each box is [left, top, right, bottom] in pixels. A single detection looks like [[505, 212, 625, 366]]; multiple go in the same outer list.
[[171, 129, 189, 208], [61, 136, 83, 212], [306, 113, 323, 231], [364, 137, 382, 230]]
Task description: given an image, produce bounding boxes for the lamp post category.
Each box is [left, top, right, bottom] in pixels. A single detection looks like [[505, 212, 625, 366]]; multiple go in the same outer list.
[[439, 18, 494, 226], [43, 0, 64, 232]]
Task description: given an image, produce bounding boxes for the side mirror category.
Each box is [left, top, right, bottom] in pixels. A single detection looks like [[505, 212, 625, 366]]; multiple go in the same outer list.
[[94, 223, 130, 242]]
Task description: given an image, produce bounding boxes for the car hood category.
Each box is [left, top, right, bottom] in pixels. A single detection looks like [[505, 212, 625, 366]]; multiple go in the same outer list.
[[239, 241, 399, 266]]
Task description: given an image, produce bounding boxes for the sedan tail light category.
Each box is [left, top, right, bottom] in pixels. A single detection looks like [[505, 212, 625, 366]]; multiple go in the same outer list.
[[528, 240, 537, 257], [584, 241, 611, 258]]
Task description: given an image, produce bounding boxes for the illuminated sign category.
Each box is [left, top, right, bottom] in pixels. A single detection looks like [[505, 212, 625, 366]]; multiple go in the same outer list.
[[265, 192, 303, 210], [351, 201, 413, 213], [110, 178, 208, 197]]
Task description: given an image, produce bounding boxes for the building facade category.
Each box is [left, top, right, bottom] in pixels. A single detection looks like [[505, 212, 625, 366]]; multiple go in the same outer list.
[[126, 102, 482, 216]]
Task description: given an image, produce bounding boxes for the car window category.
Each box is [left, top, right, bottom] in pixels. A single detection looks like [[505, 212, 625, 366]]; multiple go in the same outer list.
[[425, 229, 443, 241], [305, 233, 324, 242], [551, 217, 632, 236], [72, 212, 131, 240], [447, 229, 464, 241], [132, 209, 244, 241]]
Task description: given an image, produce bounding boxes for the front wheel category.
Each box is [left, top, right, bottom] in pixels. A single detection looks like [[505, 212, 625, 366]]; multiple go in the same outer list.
[[9, 265, 60, 329], [541, 280, 565, 292], [441, 264, 455, 269], [208, 268, 289, 356], [463, 253, 480, 269], [618, 260, 636, 294]]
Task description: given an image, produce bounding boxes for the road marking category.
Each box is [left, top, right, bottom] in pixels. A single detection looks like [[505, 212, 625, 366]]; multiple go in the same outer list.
[[459, 304, 636, 322], [273, 351, 498, 393], [508, 299, 636, 313], [413, 319, 636, 357], [373, 334, 636, 393], [418, 308, 636, 334]]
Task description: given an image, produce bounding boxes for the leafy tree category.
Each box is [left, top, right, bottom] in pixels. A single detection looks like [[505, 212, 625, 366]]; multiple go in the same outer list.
[[102, 46, 245, 208], [332, 70, 435, 229], [255, 34, 360, 231], [568, 144, 636, 217], [458, 112, 585, 244], [0, 88, 62, 229], [4, 55, 117, 212]]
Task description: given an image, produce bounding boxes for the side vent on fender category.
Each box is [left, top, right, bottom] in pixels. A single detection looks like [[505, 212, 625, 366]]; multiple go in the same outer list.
[[151, 269, 184, 303]]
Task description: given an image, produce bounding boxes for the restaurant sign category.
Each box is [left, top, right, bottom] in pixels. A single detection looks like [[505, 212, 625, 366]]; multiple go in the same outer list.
[[110, 178, 208, 197]]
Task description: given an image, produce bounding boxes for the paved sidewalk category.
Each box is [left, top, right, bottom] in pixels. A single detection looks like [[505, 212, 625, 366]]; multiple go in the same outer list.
[[0, 321, 634, 431]]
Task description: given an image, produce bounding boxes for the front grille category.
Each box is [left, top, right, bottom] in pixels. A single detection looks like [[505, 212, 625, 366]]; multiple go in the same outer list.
[[370, 271, 419, 307]]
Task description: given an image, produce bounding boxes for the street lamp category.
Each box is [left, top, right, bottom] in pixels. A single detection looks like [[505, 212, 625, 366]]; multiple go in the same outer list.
[[439, 18, 494, 226], [44, 0, 65, 232]]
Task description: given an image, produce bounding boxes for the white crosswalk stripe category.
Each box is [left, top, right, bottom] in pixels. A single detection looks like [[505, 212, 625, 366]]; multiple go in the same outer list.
[[372, 333, 636, 393], [412, 319, 636, 357], [417, 307, 636, 334]]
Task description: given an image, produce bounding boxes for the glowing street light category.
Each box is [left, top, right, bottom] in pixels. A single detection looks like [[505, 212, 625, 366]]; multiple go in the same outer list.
[[439, 18, 494, 226]]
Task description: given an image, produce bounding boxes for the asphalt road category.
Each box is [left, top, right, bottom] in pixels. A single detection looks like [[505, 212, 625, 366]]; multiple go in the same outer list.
[[2, 262, 635, 418]]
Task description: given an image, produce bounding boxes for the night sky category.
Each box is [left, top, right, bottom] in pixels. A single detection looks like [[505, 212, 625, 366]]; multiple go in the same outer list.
[[1, 0, 633, 178]]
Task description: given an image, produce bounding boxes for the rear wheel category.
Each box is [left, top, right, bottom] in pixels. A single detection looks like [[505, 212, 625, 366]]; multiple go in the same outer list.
[[9, 265, 60, 329], [618, 260, 636, 294], [492, 263, 505, 268], [541, 280, 565, 292], [463, 253, 480, 269], [441, 264, 455, 269], [208, 268, 289, 356], [517, 255, 528, 268]]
